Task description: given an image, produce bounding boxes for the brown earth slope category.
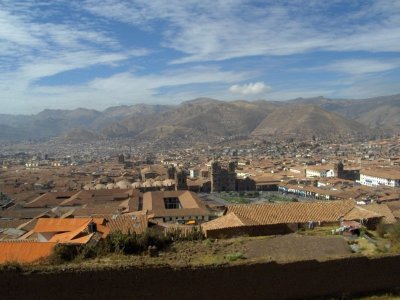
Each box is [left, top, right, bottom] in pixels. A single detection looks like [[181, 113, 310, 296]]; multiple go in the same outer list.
[[252, 104, 366, 137]]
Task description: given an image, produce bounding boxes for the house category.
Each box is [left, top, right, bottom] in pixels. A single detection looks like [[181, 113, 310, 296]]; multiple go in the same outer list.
[[306, 164, 336, 178], [359, 168, 400, 187], [142, 191, 212, 224], [252, 174, 281, 191], [24, 189, 141, 216], [0, 217, 110, 264], [201, 200, 384, 238], [26, 217, 109, 244]]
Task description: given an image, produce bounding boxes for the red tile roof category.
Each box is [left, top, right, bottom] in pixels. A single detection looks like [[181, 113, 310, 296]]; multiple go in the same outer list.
[[201, 212, 258, 231], [227, 200, 355, 225], [0, 242, 56, 264], [107, 213, 148, 235]]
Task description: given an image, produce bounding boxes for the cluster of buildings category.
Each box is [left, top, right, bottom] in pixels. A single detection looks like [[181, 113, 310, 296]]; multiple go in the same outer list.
[[0, 185, 397, 263], [0, 135, 399, 264]]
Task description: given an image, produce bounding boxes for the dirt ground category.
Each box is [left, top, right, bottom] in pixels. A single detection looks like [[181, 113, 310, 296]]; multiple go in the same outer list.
[[244, 233, 353, 262], [146, 234, 353, 266]]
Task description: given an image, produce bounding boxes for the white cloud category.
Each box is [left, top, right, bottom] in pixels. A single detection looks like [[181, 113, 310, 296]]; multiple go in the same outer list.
[[82, 0, 400, 63], [0, 1, 153, 113], [324, 59, 400, 75], [0, 65, 253, 113], [2, 1, 400, 113], [229, 82, 270, 95]]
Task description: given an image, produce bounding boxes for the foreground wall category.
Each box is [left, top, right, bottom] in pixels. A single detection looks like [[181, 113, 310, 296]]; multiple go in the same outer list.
[[1, 254, 400, 300]]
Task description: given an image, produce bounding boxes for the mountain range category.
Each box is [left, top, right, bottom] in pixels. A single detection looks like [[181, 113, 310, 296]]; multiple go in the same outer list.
[[0, 94, 399, 142]]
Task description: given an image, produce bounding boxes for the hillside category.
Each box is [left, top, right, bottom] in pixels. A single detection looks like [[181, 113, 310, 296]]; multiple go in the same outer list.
[[0, 94, 399, 141], [57, 128, 104, 143], [102, 98, 281, 139], [252, 105, 366, 137], [291, 94, 400, 132]]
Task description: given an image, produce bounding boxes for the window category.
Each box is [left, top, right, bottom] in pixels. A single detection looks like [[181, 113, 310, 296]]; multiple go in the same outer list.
[[163, 197, 182, 209]]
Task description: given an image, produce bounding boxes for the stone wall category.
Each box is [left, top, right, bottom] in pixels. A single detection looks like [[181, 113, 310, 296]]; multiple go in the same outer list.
[[2, 254, 400, 299]]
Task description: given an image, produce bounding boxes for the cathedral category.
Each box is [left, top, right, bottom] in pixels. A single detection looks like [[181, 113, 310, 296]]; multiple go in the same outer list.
[[210, 161, 237, 192]]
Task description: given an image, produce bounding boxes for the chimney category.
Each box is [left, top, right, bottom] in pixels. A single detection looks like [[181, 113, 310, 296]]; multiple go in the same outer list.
[[88, 221, 97, 233]]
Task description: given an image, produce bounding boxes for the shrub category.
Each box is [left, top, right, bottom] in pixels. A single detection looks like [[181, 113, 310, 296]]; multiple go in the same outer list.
[[50, 244, 80, 263], [104, 231, 128, 253], [48, 229, 175, 263], [166, 227, 204, 242], [121, 235, 141, 254], [80, 244, 98, 259], [186, 227, 204, 241], [389, 221, 400, 242], [138, 228, 171, 250], [103, 229, 171, 255], [376, 220, 387, 238], [0, 261, 22, 272]]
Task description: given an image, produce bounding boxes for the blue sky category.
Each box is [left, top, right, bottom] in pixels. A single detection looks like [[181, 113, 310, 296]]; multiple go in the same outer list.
[[1, 0, 400, 114]]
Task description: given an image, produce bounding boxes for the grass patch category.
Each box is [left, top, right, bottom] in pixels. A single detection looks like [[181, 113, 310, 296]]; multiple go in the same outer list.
[[192, 254, 227, 266], [266, 194, 298, 202], [220, 196, 251, 204], [297, 226, 338, 236], [225, 252, 246, 262], [0, 261, 23, 272]]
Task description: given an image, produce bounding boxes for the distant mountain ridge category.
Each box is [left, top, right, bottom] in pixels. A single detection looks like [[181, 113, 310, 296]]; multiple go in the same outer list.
[[289, 94, 400, 131], [251, 104, 365, 137], [0, 94, 399, 141]]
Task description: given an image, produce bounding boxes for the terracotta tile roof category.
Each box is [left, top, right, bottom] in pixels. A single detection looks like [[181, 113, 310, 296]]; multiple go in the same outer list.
[[361, 167, 400, 180], [49, 229, 95, 244], [148, 208, 211, 217], [227, 200, 355, 225], [33, 217, 109, 242], [0, 242, 56, 264], [252, 174, 282, 184], [0, 228, 26, 240], [201, 212, 258, 231], [17, 218, 39, 232], [342, 206, 382, 221], [59, 189, 138, 207], [143, 191, 211, 218], [362, 204, 397, 224], [34, 218, 91, 233], [386, 200, 400, 218], [68, 206, 121, 217], [107, 213, 148, 235], [24, 191, 77, 208], [392, 210, 400, 219], [0, 219, 29, 229], [33, 217, 106, 233], [0, 208, 53, 219], [64, 234, 95, 244], [307, 164, 335, 171]]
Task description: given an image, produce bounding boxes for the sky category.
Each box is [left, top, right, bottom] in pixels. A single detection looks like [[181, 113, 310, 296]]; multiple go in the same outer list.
[[1, 0, 400, 114]]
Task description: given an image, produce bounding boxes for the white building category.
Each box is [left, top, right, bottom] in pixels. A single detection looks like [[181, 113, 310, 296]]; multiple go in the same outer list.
[[306, 165, 335, 178], [360, 168, 400, 187]]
